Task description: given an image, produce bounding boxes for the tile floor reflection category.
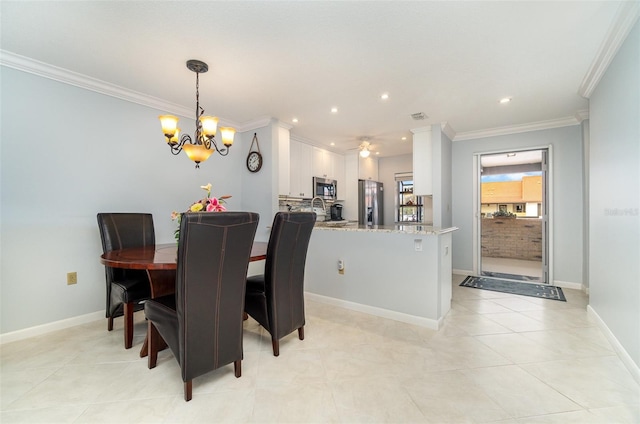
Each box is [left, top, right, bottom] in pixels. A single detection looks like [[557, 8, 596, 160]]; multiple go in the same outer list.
[[1, 275, 638, 423]]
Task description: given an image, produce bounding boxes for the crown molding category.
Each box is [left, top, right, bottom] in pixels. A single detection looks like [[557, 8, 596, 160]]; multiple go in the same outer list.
[[453, 115, 584, 141], [575, 109, 589, 123], [236, 116, 274, 133], [290, 133, 319, 146], [440, 121, 456, 141], [579, 1, 640, 98], [410, 125, 432, 134], [0, 49, 243, 128]]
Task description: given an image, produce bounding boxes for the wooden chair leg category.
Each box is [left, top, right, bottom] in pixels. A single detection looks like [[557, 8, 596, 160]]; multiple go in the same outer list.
[[147, 321, 159, 369], [124, 302, 134, 349], [234, 360, 241, 378], [108, 316, 114, 331], [184, 380, 192, 402], [271, 338, 280, 357], [243, 312, 248, 321], [298, 326, 304, 340]]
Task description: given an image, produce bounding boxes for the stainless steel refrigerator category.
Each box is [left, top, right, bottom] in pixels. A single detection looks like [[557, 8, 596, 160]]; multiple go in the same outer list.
[[358, 180, 384, 225]]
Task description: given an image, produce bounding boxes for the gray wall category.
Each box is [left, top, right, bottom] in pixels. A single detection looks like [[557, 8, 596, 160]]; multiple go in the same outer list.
[[588, 21, 639, 368], [0, 67, 271, 333], [451, 125, 584, 286]]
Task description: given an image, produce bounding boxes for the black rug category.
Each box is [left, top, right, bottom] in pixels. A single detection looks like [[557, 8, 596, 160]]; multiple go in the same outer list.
[[460, 276, 566, 301]]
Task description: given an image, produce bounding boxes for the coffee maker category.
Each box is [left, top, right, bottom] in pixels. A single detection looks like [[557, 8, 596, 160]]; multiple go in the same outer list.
[[330, 203, 343, 221]]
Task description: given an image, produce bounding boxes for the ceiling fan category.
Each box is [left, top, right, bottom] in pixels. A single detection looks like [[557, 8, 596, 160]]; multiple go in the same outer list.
[[347, 137, 378, 158]]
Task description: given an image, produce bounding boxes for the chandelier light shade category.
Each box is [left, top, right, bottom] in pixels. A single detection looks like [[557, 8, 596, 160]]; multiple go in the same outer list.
[[159, 60, 235, 168]]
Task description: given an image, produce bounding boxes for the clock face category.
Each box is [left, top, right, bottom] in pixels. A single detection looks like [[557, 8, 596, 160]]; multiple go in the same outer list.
[[247, 151, 263, 173]]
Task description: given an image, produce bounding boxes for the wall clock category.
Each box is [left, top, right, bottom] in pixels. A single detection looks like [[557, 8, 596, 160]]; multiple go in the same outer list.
[[246, 133, 263, 173]]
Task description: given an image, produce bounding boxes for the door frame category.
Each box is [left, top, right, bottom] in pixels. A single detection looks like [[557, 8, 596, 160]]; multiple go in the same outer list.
[[472, 145, 553, 284]]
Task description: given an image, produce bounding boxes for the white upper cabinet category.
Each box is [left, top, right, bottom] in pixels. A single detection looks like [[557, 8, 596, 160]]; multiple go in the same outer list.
[[313, 147, 345, 198], [289, 140, 314, 198], [313, 147, 334, 179], [412, 127, 432, 196]]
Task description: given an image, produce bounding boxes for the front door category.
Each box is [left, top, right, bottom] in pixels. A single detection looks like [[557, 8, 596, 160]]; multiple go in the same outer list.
[[476, 148, 549, 283]]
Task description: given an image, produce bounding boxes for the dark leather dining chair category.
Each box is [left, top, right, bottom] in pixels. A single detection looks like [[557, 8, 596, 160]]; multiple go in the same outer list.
[[144, 211, 259, 402], [97, 213, 154, 349], [244, 211, 316, 356]]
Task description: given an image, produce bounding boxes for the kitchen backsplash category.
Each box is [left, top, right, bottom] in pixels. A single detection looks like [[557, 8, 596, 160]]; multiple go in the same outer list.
[[278, 196, 339, 218]]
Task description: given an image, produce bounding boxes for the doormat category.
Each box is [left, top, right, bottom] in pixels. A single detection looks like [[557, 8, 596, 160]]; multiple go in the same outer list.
[[481, 271, 540, 282], [460, 276, 566, 301]]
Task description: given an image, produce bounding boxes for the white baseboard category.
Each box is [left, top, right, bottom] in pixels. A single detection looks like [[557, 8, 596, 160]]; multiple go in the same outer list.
[[553, 280, 584, 291], [453, 268, 474, 276], [587, 305, 640, 385], [0, 311, 104, 345], [305, 292, 442, 330]]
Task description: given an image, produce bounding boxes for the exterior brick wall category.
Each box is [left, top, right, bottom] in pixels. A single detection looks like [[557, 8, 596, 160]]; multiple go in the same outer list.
[[481, 218, 542, 261]]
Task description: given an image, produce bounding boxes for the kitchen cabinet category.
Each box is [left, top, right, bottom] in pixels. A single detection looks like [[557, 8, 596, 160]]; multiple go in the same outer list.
[[412, 128, 432, 195], [313, 147, 332, 179], [289, 140, 313, 198], [313, 147, 345, 199]]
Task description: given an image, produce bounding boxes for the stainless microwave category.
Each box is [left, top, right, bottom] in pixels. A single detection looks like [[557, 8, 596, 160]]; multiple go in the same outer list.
[[313, 177, 337, 200]]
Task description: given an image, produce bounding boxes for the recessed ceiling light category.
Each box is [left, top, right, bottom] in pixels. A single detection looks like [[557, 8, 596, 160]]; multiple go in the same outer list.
[[401, 136, 407, 141], [375, 151, 380, 155], [292, 118, 298, 123], [500, 97, 512, 104], [330, 142, 335, 146], [381, 93, 389, 100], [331, 107, 338, 113]]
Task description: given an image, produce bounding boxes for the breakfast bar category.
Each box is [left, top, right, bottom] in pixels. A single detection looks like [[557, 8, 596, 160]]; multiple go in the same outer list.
[[305, 224, 458, 330]]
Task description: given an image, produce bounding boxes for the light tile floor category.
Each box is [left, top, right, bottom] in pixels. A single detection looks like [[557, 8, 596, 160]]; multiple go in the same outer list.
[[1, 274, 639, 423]]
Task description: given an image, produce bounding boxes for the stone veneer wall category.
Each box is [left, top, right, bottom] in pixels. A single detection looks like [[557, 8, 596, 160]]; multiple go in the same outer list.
[[481, 218, 542, 261]]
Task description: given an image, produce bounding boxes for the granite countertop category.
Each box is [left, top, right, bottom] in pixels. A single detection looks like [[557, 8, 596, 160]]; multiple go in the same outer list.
[[314, 221, 458, 235]]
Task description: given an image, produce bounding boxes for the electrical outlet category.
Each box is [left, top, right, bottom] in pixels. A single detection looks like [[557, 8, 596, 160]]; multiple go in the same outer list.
[[67, 272, 77, 285], [414, 239, 422, 251], [338, 259, 345, 275]]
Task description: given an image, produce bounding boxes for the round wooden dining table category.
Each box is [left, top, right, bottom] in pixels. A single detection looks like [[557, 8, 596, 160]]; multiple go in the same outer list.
[[100, 242, 267, 356]]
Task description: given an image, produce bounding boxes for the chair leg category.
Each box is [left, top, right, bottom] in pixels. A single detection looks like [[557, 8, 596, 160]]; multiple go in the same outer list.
[[298, 326, 304, 340], [234, 360, 242, 378], [124, 302, 134, 349], [184, 380, 192, 402], [271, 338, 280, 357], [147, 321, 159, 369], [243, 312, 248, 321], [108, 316, 114, 331]]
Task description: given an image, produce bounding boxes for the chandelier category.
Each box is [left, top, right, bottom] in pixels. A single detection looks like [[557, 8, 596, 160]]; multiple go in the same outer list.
[[159, 60, 236, 168]]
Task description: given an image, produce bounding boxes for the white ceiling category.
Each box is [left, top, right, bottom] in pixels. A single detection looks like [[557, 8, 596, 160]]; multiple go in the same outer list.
[[0, 1, 627, 157]]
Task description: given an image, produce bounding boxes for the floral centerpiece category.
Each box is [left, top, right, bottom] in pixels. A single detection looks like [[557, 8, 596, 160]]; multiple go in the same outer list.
[[171, 183, 231, 242]]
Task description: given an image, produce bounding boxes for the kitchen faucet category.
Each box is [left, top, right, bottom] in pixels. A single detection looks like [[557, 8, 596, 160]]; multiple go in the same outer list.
[[311, 196, 326, 212], [310, 196, 327, 221]]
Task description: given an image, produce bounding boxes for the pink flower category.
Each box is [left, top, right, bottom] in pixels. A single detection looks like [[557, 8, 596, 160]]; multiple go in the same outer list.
[[206, 197, 227, 212]]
